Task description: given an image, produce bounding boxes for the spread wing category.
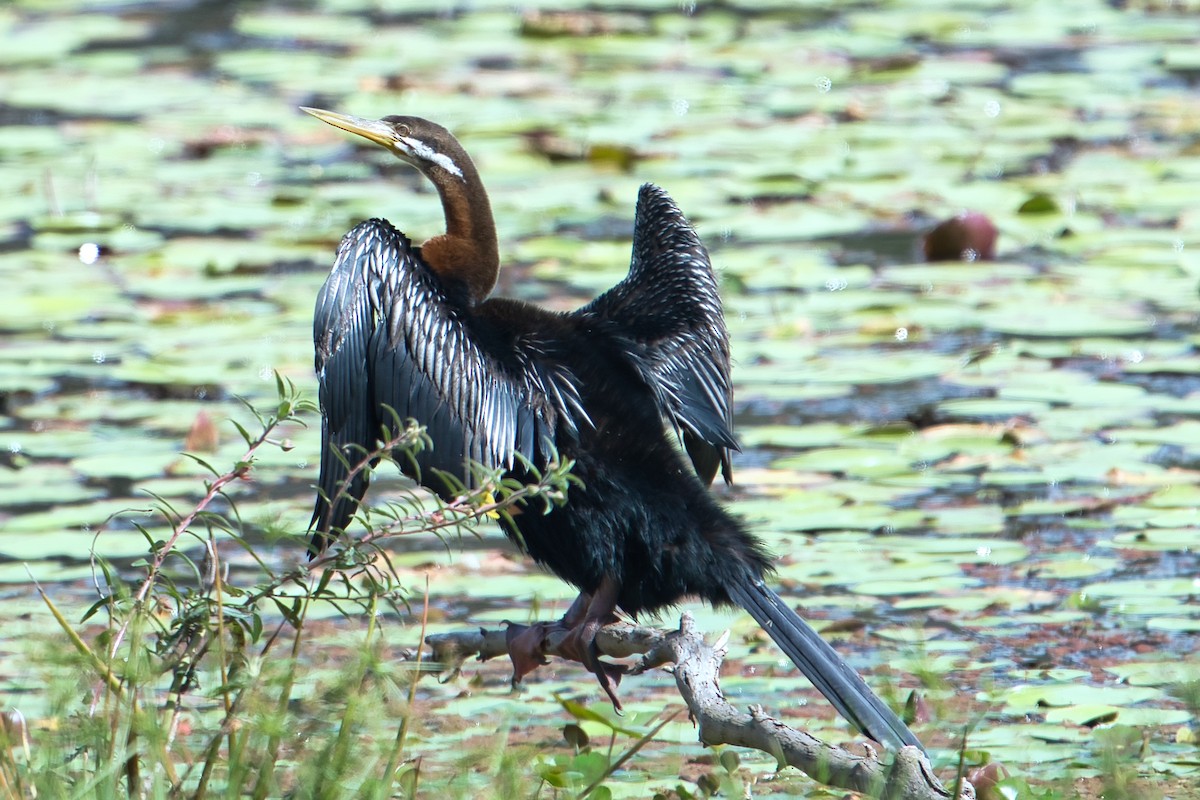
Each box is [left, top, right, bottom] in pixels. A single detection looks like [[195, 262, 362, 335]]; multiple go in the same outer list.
[[309, 218, 583, 552], [580, 183, 738, 485]]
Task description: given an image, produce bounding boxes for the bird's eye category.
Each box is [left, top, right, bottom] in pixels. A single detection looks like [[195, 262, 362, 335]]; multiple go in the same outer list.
[[395, 124, 411, 138]]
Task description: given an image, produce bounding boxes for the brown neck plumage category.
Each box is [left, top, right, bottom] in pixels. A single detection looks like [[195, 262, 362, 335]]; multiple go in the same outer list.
[[416, 149, 499, 306]]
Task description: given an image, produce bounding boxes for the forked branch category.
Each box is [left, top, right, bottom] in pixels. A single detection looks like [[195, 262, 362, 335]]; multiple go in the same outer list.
[[425, 616, 969, 800]]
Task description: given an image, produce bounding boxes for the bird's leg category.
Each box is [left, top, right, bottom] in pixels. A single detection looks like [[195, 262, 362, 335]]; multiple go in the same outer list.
[[504, 577, 627, 709], [558, 588, 595, 628], [554, 575, 626, 711]]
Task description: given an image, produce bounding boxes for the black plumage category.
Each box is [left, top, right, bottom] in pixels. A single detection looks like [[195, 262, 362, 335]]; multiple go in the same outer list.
[[303, 108, 922, 752]]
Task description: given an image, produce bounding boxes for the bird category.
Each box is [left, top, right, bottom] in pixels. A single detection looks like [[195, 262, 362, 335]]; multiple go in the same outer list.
[[301, 106, 923, 752]]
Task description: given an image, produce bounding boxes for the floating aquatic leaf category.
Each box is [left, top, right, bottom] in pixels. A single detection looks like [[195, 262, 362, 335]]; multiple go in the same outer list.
[[772, 447, 912, 478], [0, 562, 96, 584], [1106, 528, 1197, 552], [1147, 618, 1200, 633], [1082, 578, 1200, 600], [875, 535, 1023, 562], [852, 569, 978, 596], [1003, 683, 1163, 711], [737, 423, 859, 450], [1045, 705, 1193, 727], [1105, 661, 1200, 688], [1029, 556, 1120, 580], [0, 528, 154, 560], [937, 397, 1051, 421]]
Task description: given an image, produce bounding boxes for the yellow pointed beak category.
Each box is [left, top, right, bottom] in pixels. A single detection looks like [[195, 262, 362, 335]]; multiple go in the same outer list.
[[300, 107, 397, 149]]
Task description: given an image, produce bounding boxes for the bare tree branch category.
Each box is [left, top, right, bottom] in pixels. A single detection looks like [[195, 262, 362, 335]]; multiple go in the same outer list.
[[425, 615, 970, 800]]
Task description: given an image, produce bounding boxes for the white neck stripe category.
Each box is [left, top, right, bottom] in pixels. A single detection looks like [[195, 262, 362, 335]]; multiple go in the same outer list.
[[401, 136, 464, 179]]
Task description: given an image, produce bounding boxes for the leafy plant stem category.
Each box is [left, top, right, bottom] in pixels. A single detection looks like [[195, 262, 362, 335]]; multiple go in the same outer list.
[[107, 430, 275, 662], [250, 594, 310, 800], [577, 707, 683, 800], [315, 590, 379, 800], [30, 569, 123, 694], [385, 575, 431, 791]]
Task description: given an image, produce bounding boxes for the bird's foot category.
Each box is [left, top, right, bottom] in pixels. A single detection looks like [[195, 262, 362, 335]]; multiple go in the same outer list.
[[505, 589, 592, 681], [555, 615, 627, 712], [504, 620, 558, 682], [503, 579, 627, 710]]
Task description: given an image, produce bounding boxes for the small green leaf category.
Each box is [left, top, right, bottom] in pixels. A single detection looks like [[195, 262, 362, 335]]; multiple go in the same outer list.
[[556, 696, 638, 737], [563, 722, 589, 750], [231, 420, 253, 446], [1016, 193, 1060, 214]]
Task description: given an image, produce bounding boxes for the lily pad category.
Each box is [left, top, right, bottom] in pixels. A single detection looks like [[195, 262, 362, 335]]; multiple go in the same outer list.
[[1003, 683, 1163, 711], [1106, 529, 1197, 552], [772, 447, 913, 478]]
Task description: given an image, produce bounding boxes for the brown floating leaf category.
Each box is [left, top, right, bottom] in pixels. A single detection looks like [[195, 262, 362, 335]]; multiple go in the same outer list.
[[185, 410, 219, 453], [924, 212, 998, 262], [522, 130, 640, 172], [519, 10, 647, 38], [966, 762, 1010, 800]]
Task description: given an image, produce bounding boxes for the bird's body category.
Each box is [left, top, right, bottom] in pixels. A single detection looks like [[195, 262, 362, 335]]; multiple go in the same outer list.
[[303, 108, 922, 752], [312, 204, 756, 616]]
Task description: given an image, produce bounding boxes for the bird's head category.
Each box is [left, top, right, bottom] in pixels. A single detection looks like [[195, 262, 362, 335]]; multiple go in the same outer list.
[[301, 107, 467, 182]]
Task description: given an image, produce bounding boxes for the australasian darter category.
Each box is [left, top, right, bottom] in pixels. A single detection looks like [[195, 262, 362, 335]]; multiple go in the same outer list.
[[302, 107, 923, 752]]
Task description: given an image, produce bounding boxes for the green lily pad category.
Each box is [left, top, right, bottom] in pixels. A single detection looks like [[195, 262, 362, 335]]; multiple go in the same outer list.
[[0, 528, 154, 560], [874, 535, 1025, 564], [738, 423, 859, 450], [1082, 578, 1200, 600], [1107, 529, 1197, 552], [1030, 556, 1120, 580], [1003, 683, 1162, 711], [772, 447, 913, 478], [1105, 662, 1200, 687], [1147, 618, 1200, 633]]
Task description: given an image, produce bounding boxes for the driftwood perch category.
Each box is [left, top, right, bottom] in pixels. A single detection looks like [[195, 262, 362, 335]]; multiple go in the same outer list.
[[425, 614, 969, 800]]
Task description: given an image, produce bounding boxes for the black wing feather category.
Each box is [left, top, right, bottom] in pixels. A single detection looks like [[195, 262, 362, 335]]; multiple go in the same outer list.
[[309, 218, 580, 553], [581, 183, 738, 485]]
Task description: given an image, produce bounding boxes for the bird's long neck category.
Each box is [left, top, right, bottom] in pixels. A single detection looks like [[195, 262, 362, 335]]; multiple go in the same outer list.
[[418, 151, 499, 306]]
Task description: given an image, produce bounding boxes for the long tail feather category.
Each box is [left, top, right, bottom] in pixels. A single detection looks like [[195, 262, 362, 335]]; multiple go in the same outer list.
[[725, 576, 923, 752]]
